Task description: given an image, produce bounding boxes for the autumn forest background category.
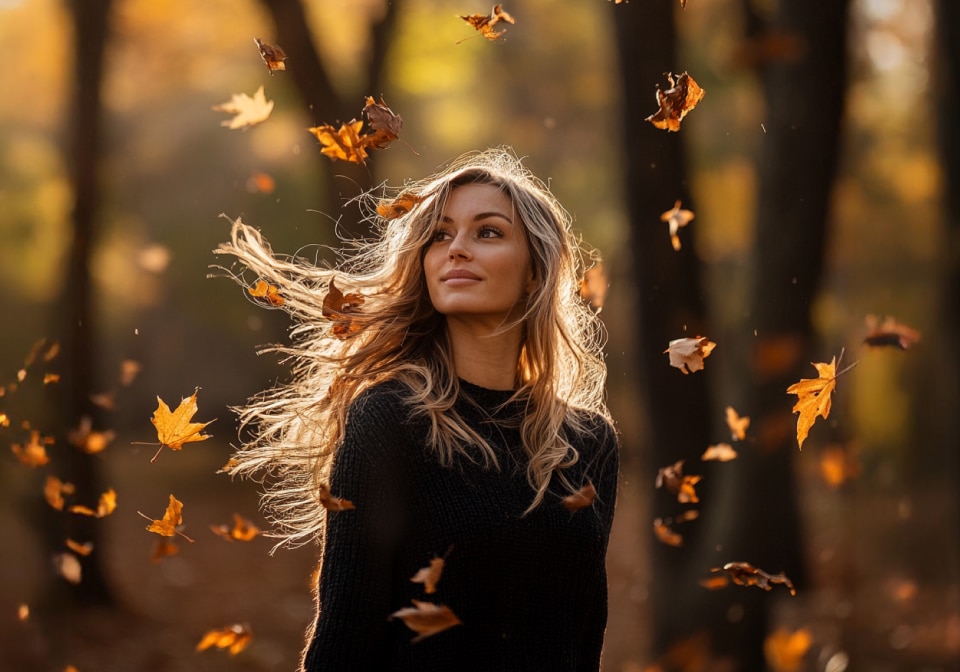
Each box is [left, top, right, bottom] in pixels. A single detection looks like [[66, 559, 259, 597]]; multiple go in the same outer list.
[[1, 0, 958, 670]]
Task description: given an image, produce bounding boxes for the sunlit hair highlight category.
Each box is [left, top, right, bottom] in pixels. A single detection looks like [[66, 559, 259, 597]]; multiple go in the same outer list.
[[213, 147, 610, 549]]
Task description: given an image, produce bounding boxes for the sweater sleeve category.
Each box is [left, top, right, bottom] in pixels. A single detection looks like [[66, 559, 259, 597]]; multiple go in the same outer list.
[[302, 392, 409, 671]]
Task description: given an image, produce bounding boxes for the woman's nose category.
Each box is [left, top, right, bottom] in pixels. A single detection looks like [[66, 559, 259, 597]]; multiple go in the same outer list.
[[448, 232, 471, 259]]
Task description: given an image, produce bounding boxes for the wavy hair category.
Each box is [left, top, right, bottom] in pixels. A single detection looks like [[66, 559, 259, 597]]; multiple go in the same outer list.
[[213, 147, 610, 548]]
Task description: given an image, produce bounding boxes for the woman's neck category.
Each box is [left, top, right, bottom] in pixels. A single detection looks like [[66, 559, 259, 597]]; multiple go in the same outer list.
[[445, 318, 522, 391]]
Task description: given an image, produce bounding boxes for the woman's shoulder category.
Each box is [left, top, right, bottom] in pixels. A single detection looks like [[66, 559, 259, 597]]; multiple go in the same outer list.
[[567, 409, 619, 456], [347, 378, 416, 425]]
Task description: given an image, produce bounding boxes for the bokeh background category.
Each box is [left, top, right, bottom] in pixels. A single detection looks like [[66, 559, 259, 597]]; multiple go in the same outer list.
[[1, 0, 958, 670]]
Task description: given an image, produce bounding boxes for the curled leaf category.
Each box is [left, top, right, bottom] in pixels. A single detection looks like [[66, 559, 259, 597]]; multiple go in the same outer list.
[[645, 71, 705, 132], [210, 513, 261, 542], [254, 37, 286, 73], [318, 482, 355, 512], [710, 561, 796, 595], [248, 279, 284, 307], [196, 623, 253, 655], [377, 192, 423, 220], [322, 279, 366, 339], [660, 200, 695, 251], [459, 4, 515, 42], [725, 406, 750, 441], [665, 336, 716, 374], [389, 600, 462, 642], [562, 482, 597, 512]]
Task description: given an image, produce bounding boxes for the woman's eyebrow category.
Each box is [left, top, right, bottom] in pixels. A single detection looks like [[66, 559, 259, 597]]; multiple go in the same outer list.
[[440, 211, 514, 224]]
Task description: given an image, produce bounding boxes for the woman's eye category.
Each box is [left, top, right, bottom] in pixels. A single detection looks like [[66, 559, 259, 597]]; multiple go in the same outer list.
[[479, 226, 503, 239], [432, 229, 450, 242]]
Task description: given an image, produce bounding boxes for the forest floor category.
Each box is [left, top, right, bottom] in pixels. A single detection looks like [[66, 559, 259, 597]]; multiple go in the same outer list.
[[1, 450, 958, 672]]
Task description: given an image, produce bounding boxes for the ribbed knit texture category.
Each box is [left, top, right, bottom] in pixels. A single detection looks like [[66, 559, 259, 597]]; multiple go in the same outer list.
[[302, 379, 619, 672]]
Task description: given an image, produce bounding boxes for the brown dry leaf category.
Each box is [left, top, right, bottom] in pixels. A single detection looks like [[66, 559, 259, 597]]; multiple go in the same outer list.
[[390, 600, 462, 642], [701, 442, 738, 462], [579, 264, 608, 313], [248, 279, 284, 307], [459, 4, 515, 42], [67, 416, 115, 454], [786, 356, 855, 450], [362, 96, 403, 149], [562, 482, 597, 512], [318, 482, 355, 512], [217, 457, 239, 474], [863, 314, 921, 350], [410, 551, 449, 594], [725, 406, 750, 441], [11, 430, 54, 467], [710, 561, 796, 595], [646, 71, 705, 132], [660, 200, 695, 251], [141, 494, 195, 542], [308, 120, 369, 165], [151, 537, 180, 563], [44, 475, 76, 511], [43, 373, 60, 384], [213, 85, 274, 130], [764, 627, 812, 672], [655, 460, 702, 503], [66, 539, 94, 556], [150, 388, 214, 462], [69, 488, 117, 518], [665, 336, 716, 374], [377, 192, 423, 220], [196, 623, 253, 655], [254, 37, 286, 73], [653, 518, 683, 547], [322, 279, 366, 339], [819, 444, 860, 488], [700, 575, 730, 590], [53, 553, 82, 584], [210, 513, 261, 542]]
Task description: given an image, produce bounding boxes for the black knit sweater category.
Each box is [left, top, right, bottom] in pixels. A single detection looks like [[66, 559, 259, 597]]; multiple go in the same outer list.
[[302, 379, 619, 672]]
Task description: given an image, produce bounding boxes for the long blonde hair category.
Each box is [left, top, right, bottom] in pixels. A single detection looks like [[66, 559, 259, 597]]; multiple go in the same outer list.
[[213, 147, 611, 548]]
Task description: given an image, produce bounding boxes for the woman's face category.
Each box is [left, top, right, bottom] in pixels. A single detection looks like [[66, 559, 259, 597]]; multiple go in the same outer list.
[[423, 183, 534, 325]]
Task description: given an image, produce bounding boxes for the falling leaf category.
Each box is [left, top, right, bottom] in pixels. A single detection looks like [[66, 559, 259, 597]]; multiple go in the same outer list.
[[217, 457, 239, 474], [0, 412, 9, 427], [786, 356, 856, 450], [67, 416, 115, 454], [53, 553, 82, 584], [212, 85, 274, 130], [66, 539, 94, 556], [653, 518, 684, 547], [660, 200, 695, 251], [459, 4, 515, 42], [141, 494, 195, 542], [150, 389, 215, 462], [44, 475, 76, 511], [562, 482, 597, 512], [725, 406, 750, 441], [307, 120, 369, 165], [43, 373, 60, 384], [411, 549, 452, 594], [863, 315, 921, 350], [764, 627, 812, 672], [701, 442, 738, 462], [377, 192, 423, 220], [69, 488, 117, 518], [362, 96, 403, 149], [819, 444, 859, 488], [322, 279, 366, 339], [389, 600, 462, 642], [17, 603, 29, 621], [699, 575, 730, 590], [646, 71, 705, 132], [248, 279, 285, 307], [655, 460, 702, 503], [710, 561, 796, 595], [579, 264, 608, 313], [318, 482, 355, 512], [665, 336, 716, 374], [254, 37, 286, 73], [246, 172, 276, 194], [120, 360, 142, 386], [151, 537, 180, 563], [11, 430, 53, 467], [196, 623, 253, 655], [210, 513, 261, 542]]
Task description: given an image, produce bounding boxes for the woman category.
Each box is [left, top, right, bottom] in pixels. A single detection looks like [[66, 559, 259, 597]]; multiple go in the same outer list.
[[215, 148, 619, 671]]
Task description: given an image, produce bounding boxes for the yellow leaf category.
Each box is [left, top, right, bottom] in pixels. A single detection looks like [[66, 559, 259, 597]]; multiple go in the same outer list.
[[196, 623, 253, 655], [212, 85, 274, 130], [786, 357, 854, 450], [150, 389, 214, 462], [142, 494, 194, 542]]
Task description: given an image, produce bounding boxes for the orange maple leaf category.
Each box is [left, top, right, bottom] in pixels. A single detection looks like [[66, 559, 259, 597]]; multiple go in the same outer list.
[[764, 627, 812, 672], [212, 85, 274, 130], [150, 388, 214, 462], [67, 415, 115, 454], [151, 537, 180, 563], [196, 623, 253, 655], [318, 482, 355, 512], [362, 96, 403, 149], [377, 191, 424, 220], [459, 4, 515, 42], [653, 518, 684, 547], [141, 494, 195, 542], [322, 279, 366, 339], [44, 475, 76, 511], [411, 548, 452, 594], [701, 442, 738, 462], [247, 279, 284, 307], [562, 482, 597, 512], [786, 356, 855, 450], [655, 459, 702, 503], [210, 513, 261, 542], [69, 488, 117, 518], [646, 71, 705, 132], [725, 406, 750, 441], [660, 200, 695, 251], [389, 600, 462, 642], [665, 336, 716, 374], [308, 120, 369, 165], [66, 539, 94, 556]]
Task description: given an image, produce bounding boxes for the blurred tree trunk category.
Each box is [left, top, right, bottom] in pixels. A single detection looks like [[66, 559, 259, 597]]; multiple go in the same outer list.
[[37, 0, 116, 621], [612, 0, 717, 664], [259, 0, 399, 235], [709, 2, 850, 669]]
